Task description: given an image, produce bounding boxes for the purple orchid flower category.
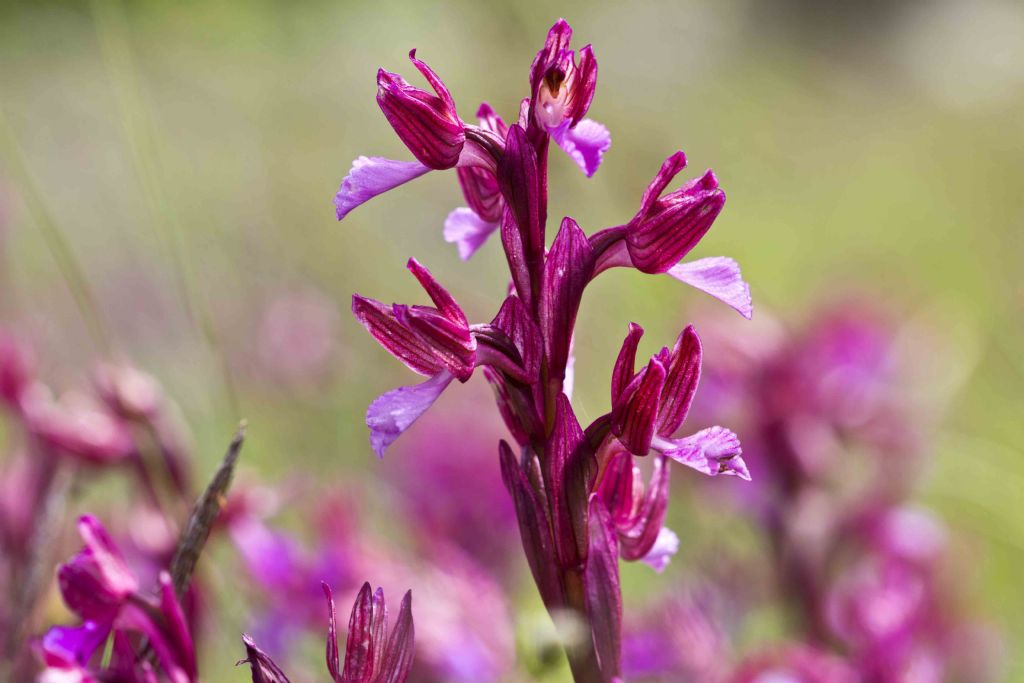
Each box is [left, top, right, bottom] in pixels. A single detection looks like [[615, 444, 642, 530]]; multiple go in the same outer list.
[[606, 323, 750, 480], [335, 19, 611, 262], [36, 515, 197, 683], [339, 18, 751, 682], [377, 50, 465, 170], [590, 152, 752, 319], [238, 582, 414, 683]]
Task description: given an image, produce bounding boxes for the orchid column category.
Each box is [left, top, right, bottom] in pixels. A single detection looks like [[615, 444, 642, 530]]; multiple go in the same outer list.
[[335, 19, 753, 683]]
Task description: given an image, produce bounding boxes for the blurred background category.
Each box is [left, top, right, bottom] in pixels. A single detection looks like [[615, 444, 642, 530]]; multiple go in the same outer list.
[[1, 0, 1022, 680]]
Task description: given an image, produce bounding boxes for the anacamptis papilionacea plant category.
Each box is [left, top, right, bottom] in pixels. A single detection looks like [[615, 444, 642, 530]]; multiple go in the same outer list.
[[334, 18, 753, 683]]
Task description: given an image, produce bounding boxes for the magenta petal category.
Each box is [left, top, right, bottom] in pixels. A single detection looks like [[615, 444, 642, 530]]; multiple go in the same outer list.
[[497, 125, 544, 283], [58, 515, 138, 621], [551, 119, 611, 177], [443, 207, 500, 260], [158, 572, 196, 680], [37, 622, 110, 667], [639, 527, 679, 573], [366, 371, 454, 458], [376, 56, 465, 169], [638, 152, 688, 217], [667, 257, 752, 319], [610, 323, 644, 404], [659, 426, 749, 480], [334, 156, 430, 221], [380, 590, 415, 683], [585, 498, 623, 681], [540, 217, 593, 384], [114, 602, 190, 683], [322, 583, 341, 682], [656, 325, 702, 438], [499, 441, 563, 609], [546, 393, 587, 569], [612, 358, 667, 456], [344, 583, 376, 681]]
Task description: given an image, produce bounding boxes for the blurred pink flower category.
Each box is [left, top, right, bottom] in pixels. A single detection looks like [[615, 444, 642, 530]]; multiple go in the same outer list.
[[256, 288, 340, 386]]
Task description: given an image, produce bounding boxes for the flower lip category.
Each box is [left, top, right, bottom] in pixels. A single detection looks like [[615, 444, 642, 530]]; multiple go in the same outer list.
[[530, 20, 597, 131]]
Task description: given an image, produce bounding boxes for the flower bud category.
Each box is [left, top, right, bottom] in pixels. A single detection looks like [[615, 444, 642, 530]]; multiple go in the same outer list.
[[377, 51, 465, 170]]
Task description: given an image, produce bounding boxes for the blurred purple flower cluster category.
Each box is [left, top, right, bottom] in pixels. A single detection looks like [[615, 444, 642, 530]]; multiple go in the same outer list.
[[618, 303, 1002, 682], [0, 331, 211, 680]]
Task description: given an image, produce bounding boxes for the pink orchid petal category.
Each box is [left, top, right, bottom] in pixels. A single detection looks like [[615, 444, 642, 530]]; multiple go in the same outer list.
[[366, 371, 454, 458], [640, 526, 679, 573], [334, 156, 430, 221], [659, 426, 750, 480], [443, 207, 500, 260], [552, 119, 611, 177], [668, 257, 753, 319]]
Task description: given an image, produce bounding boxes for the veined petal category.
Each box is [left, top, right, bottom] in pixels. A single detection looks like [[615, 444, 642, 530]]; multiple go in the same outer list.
[[498, 125, 544, 283], [238, 634, 292, 683], [491, 296, 542, 380], [668, 257, 752, 319], [376, 53, 465, 169], [585, 498, 623, 682], [334, 156, 430, 221], [657, 426, 749, 480], [540, 217, 593, 384], [546, 393, 588, 569], [379, 591, 414, 683], [408, 49, 456, 113], [344, 583, 376, 682], [500, 441, 563, 609], [551, 118, 610, 177], [610, 323, 644, 404], [594, 450, 635, 525], [369, 587, 389, 677], [351, 296, 445, 377], [475, 102, 509, 138], [456, 164, 502, 222], [638, 152, 688, 217], [500, 206, 533, 305], [365, 371, 454, 458], [612, 358, 667, 456], [616, 454, 671, 563], [405, 258, 467, 326], [443, 207, 500, 261], [322, 583, 341, 682], [639, 527, 679, 573], [626, 183, 726, 274], [656, 325, 702, 437], [567, 45, 598, 126]]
